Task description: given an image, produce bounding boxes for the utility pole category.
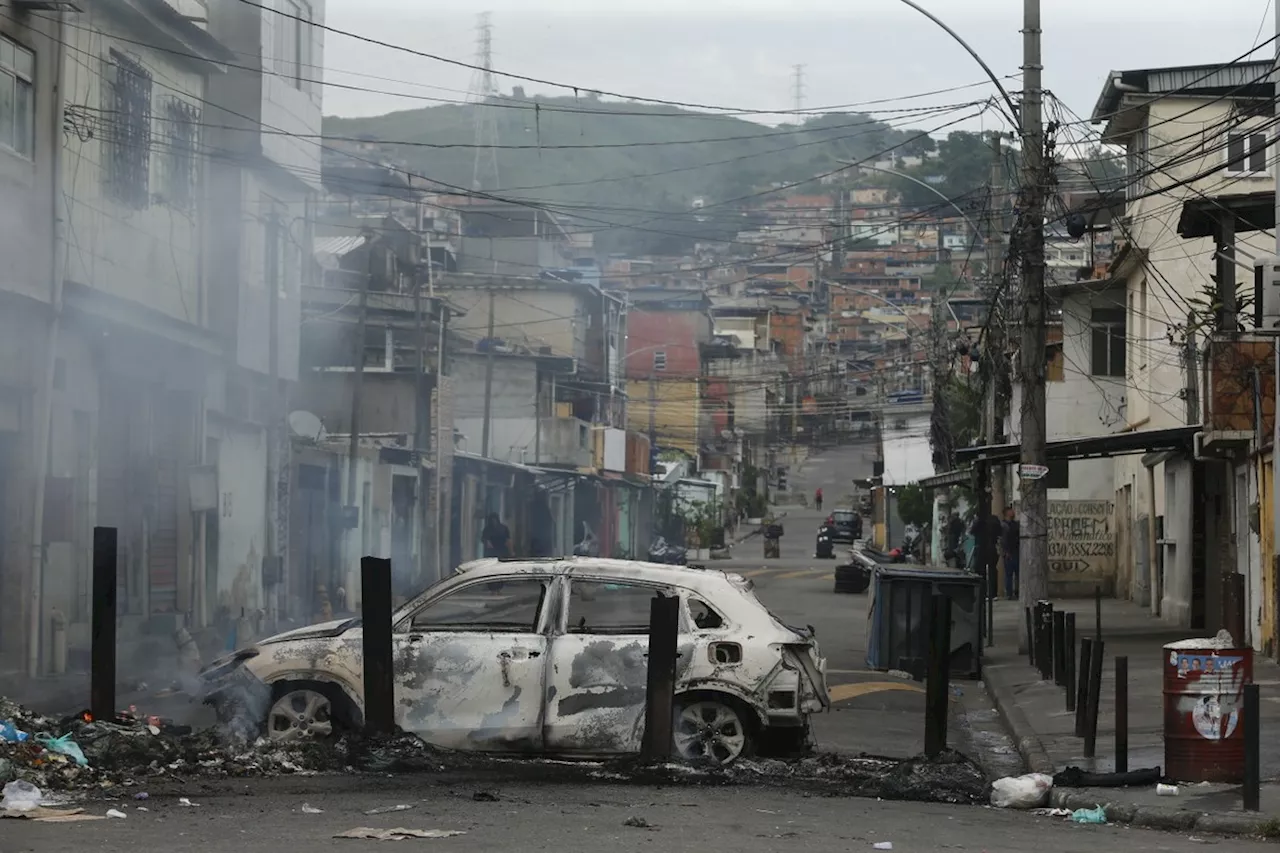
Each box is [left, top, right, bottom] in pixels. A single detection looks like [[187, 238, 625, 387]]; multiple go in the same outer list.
[[1017, 0, 1048, 645], [346, 231, 375, 564]]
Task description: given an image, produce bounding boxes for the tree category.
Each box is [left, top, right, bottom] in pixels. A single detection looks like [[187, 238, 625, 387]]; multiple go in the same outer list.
[[896, 483, 932, 528]]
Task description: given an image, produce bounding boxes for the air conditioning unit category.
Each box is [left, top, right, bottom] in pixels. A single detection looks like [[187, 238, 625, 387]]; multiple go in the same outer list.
[[1253, 255, 1280, 331]]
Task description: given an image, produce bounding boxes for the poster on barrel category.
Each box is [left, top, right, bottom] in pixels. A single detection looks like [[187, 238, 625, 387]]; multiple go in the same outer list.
[[1047, 500, 1115, 582]]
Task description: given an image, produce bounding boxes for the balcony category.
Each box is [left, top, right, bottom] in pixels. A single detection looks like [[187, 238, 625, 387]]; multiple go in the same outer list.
[[538, 417, 594, 469], [1200, 334, 1275, 454]]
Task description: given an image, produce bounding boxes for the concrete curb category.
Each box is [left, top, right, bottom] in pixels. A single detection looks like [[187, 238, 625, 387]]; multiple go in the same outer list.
[[1048, 789, 1274, 838], [979, 663, 1055, 776]]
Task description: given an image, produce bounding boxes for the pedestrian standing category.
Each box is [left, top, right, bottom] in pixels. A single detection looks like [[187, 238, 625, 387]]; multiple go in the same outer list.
[[814, 488, 823, 512], [1002, 506, 1020, 600], [945, 512, 965, 568], [482, 512, 511, 558]]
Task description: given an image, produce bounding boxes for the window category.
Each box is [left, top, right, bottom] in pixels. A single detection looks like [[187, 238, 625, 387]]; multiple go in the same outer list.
[[104, 50, 152, 208], [652, 351, 667, 372], [1090, 308, 1125, 377], [0, 36, 34, 157], [1046, 459, 1069, 490], [1226, 132, 1267, 174], [162, 98, 199, 209], [1046, 342, 1064, 382], [567, 581, 662, 634], [687, 597, 724, 630], [1125, 129, 1148, 201], [275, 0, 310, 90], [411, 579, 547, 632]]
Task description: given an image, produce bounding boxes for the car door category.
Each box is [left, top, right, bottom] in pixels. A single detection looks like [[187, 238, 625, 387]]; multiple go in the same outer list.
[[394, 574, 554, 753], [542, 577, 675, 755]]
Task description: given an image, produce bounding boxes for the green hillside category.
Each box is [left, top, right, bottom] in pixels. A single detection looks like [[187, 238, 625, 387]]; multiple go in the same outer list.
[[323, 94, 941, 256]]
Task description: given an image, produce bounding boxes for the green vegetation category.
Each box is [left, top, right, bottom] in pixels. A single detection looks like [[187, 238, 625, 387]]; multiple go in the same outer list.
[[896, 483, 932, 528], [327, 98, 975, 256]]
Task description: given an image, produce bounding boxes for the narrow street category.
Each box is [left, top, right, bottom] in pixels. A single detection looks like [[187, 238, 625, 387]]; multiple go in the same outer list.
[[716, 442, 945, 759], [2, 775, 1264, 852]]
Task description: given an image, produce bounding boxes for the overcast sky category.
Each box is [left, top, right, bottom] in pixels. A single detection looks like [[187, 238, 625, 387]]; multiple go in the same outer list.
[[323, 0, 1276, 138]]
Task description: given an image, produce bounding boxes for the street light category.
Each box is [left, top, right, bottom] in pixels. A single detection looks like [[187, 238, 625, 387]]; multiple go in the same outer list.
[[891, 0, 1021, 129], [840, 162, 983, 236]]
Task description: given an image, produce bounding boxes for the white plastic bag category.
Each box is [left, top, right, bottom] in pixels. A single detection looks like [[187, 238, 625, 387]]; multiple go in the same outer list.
[[0, 779, 44, 813], [989, 773, 1053, 809]]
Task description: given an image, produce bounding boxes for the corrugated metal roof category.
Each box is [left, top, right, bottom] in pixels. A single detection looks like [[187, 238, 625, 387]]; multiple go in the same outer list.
[[313, 235, 366, 269], [1147, 61, 1274, 95]]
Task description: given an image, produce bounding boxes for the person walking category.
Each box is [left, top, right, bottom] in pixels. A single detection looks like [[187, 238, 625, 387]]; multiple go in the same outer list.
[[1001, 506, 1020, 600], [814, 488, 823, 512], [482, 512, 511, 558]]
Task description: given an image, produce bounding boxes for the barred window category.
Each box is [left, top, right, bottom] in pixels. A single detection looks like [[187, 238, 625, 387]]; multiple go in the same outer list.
[[0, 36, 34, 158], [104, 50, 152, 209], [162, 98, 199, 210]]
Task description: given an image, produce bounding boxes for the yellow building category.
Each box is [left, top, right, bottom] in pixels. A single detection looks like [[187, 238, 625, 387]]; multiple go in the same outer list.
[[627, 378, 702, 458]]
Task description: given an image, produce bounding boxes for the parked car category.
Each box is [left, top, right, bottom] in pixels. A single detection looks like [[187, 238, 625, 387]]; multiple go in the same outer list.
[[826, 509, 862, 543], [200, 558, 829, 765]]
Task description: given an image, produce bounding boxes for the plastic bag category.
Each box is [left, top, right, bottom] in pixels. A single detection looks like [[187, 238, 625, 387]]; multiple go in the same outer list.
[[989, 772, 1053, 809], [0, 779, 44, 812], [0, 720, 28, 743], [37, 733, 88, 767], [1071, 805, 1107, 824]]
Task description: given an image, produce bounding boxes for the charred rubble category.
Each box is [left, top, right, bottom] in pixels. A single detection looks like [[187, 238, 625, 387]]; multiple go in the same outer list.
[[0, 696, 989, 806]]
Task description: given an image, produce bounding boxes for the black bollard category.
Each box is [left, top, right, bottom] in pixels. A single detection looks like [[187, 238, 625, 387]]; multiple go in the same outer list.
[[1244, 684, 1260, 812], [1115, 655, 1128, 774], [641, 594, 680, 760], [1035, 601, 1054, 680], [1075, 637, 1093, 737], [1083, 639, 1105, 759], [1052, 610, 1066, 687], [924, 593, 953, 758], [90, 527, 118, 723], [1025, 607, 1034, 664], [360, 556, 395, 735], [1064, 613, 1077, 712]]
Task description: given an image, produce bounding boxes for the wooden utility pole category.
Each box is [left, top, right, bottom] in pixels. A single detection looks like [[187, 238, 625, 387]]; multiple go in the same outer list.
[[1017, 0, 1048, 644]]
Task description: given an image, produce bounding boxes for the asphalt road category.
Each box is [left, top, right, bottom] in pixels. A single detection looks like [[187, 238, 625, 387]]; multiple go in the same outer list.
[[715, 443, 939, 759], [2, 776, 1261, 852]]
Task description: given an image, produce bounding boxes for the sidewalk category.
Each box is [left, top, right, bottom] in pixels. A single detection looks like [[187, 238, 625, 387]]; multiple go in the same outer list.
[[981, 597, 1280, 836]]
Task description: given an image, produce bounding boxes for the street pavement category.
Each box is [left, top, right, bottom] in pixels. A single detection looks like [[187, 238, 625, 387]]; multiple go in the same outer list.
[[4, 774, 1270, 852], [714, 443, 1012, 764]]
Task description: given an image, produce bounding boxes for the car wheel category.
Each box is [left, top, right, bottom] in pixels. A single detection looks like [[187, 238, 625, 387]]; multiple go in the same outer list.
[[266, 686, 336, 742], [672, 696, 753, 765]]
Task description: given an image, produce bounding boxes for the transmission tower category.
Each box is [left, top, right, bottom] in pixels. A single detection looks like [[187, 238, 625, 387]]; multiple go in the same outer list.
[[469, 12, 500, 191], [791, 64, 806, 125]]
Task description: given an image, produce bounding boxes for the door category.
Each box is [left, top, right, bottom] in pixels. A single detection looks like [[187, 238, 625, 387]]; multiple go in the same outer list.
[[394, 575, 551, 752], [543, 577, 672, 755]]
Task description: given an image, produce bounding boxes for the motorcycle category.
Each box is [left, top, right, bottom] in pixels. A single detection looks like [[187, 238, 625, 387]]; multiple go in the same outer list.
[[647, 536, 688, 565]]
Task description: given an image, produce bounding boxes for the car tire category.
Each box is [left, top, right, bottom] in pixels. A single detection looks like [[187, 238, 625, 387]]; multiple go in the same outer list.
[[672, 693, 755, 765], [833, 563, 871, 594], [265, 681, 356, 742]]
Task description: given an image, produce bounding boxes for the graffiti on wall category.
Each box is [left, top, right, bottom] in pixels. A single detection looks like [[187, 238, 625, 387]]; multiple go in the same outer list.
[[1047, 500, 1115, 580]]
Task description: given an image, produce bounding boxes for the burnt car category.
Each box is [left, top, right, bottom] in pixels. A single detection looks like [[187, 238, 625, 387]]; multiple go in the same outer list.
[[201, 558, 829, 765], [826, 509, 862, 543]]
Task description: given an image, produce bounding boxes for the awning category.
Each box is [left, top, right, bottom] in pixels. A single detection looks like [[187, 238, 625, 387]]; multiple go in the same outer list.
[[918, 468, 974, 489], [1178, 191, 1274, 239], [955, 425, 1199, 465]]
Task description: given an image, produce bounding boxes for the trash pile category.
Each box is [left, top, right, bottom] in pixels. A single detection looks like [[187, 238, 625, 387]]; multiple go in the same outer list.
[[0, 695, 402, 792]]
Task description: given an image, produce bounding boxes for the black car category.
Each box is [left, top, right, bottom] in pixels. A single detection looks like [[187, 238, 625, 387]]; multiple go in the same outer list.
[[826, 509, 862, 543]]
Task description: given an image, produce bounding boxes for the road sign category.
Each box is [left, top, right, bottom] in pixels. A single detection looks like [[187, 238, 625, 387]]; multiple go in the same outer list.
[[1018, 464, 1049, 480]]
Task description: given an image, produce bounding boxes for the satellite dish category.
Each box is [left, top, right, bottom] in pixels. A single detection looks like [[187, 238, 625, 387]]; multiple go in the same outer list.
[[288, 410, 324, 441]]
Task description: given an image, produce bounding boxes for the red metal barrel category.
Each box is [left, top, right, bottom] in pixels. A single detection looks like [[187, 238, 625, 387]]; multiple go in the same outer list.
[[1163, 641, 1253, 783]]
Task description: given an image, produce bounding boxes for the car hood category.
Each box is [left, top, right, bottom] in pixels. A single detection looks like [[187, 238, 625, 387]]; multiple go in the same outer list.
[[257, 617, 361, 646]]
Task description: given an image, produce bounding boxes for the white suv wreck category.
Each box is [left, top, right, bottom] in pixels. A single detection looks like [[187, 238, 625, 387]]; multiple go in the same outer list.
[[200, 558, 829, 765]]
